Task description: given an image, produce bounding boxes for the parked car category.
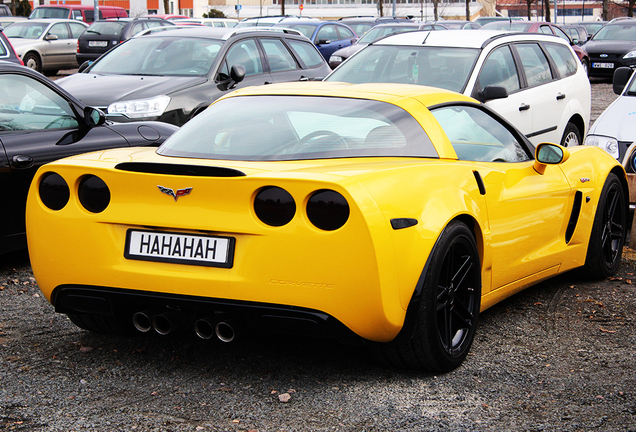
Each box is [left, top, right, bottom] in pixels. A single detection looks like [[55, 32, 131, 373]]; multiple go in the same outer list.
[[326, 30, 590, 147], [0, 62, 177, 254], [480, 21, 590, 73], [584, 19, 636, 78], [272, 18, 357, 60], [329, 22, 444, 69], [575, 20, 607, 39], [57, 27, 332, 126], [173, 18, 238, 28], [235, 15, 301, 28], [4, 19, 88, 75], [76, 17, 175, 65], [29, 5, 128, 23], [585, 67, 636, 170], [0, 27, 23, 65], [562, 24, 589, 45], [433, 20, 481, 29], [0, 4, 11, 16], [473, 16, 523, 26], [337, 16, 413, 37], [26, 81, 627, 373], [0, 16, 27, 28], [150, 14, 190, 20]]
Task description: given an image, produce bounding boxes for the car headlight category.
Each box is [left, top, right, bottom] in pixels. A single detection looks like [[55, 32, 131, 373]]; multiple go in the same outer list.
[[584, 134, 619, 159], [623, 50, 636, 59], [108, 95, 171, 119], [329, 55, 343, 63]]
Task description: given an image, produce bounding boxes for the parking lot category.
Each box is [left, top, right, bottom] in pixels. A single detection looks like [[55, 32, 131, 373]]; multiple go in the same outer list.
[[0, 77, 634, 431]]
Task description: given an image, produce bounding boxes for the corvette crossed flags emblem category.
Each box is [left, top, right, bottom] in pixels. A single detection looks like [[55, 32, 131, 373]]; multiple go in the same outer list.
[[158, 185, 193, 201]]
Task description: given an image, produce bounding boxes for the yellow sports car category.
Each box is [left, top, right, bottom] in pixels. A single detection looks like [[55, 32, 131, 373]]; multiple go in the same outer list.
[[26, 82, 627, 372]]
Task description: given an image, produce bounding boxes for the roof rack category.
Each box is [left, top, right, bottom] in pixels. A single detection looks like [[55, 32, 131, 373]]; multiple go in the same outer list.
[[223, 27, 303, 39]]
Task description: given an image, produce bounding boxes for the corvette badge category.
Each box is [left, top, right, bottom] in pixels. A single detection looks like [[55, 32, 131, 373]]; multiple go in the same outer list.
[[158, 185, 193, 201]]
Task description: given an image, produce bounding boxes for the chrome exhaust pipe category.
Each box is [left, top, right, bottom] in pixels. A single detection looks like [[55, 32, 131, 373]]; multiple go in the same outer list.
[[152, 311, 182, 336], [215, 319, 241, 343], [132, 310, 154, 333], [194, 316, 217, 340]]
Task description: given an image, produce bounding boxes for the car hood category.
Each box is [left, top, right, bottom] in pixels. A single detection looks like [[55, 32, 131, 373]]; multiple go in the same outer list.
[[584, 39, 636, 55], [589, 95, 636, 141], [55, 73, 207, 107], [8, 38, 43, 55]]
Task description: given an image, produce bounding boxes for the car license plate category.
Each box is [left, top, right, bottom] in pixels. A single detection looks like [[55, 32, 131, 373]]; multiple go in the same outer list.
[[592, 62, 614, 69], [88, 41, 108, 47], [125, 229, 235, 268]]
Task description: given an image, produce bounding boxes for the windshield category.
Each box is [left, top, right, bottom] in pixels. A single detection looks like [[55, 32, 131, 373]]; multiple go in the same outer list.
[[29, 7, 70, 19], [88, 36, 222, 76], [358, 25, 419, 44], [86, 21, 126, 35], [326, 45, 480, 93], [157, 95, 438, 161], [4, 22, 50, 39], [592, 23, 636, 41]]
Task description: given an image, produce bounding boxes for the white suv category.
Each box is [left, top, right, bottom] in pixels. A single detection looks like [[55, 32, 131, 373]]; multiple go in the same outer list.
[[326, 30, 591, 147]]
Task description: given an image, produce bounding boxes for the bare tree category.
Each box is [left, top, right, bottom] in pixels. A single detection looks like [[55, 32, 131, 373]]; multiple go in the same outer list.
[[545, 0, 551, 22], [466, 0, 470, 20], [524, 0, 536, 19], [612, 0, 636, 17], [378, 0, 383, 17]]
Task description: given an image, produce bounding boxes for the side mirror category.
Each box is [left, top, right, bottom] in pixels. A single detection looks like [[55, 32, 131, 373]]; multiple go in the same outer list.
[[480, 85, 508, 102], [44, 34, 58, 41], [84, 106, 106, 127], [229, 64, 246, 88], [534, 142, 570, 174], [613, 66, 633, 95]]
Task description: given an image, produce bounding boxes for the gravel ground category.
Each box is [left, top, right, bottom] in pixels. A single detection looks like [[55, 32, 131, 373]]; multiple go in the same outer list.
[[1, 80, 634, 432]]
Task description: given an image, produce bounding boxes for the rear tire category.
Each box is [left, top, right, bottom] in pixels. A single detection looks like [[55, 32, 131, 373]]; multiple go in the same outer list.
[[583, 173, 626, 279], [560, 122, 581, 147], [23, 52, 41, 73], [379, 221, 481, 372]]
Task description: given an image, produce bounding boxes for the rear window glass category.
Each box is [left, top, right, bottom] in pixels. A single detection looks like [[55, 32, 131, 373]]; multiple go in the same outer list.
[[158, 95, 438, 161], [29, 7, 70, 19], [86, 21, 126, 36]]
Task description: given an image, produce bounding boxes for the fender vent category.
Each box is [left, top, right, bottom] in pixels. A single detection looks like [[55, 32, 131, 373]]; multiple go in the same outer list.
[[565, 191, 583, 244], [115, 162, 246, 177]]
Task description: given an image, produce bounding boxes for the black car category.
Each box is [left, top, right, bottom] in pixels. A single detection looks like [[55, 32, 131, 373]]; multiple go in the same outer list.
[[586, 19, 636, 78], [0, 62, 178, 254], [76, 17, 175, 65], [0, 28, 22, 66], [58, 27, 332, 126]]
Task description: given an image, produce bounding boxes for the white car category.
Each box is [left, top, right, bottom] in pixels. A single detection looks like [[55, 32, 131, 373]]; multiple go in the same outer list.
[[585, 67, 636, 172], [326, 30, 591, 147]]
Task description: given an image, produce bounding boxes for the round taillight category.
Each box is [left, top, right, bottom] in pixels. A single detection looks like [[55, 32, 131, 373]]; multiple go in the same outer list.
[[39, 172, 69, 211], [78, 175, 110, 213], [307, 190, 349, 231], [254, 186, 296, 227]]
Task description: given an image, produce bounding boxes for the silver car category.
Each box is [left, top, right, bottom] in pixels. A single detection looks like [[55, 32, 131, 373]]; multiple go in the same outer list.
[[4, 19, 88, 75]]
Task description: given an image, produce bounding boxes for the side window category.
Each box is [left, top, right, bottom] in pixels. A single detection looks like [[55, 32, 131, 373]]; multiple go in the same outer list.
[[316, 25, 338, 43], [544, 42, 578, 77], [0, 74, 79, 132], [225, 39, 264, 76], [287, 39, 325, 68], [49, 23, 70, 39], [336, 25, 355, 40], [146, 21, 164, 29], [552, 26, 572, 43], [515, 43, 553, 87], [478, 45, 520, 94], [132, 22, 146, 35], [0, 39, 8, 57], [431, 105, 530, 162], [539, 25, 553, 35], [261, 39, 297, 72], [69, 23, 87, 38]]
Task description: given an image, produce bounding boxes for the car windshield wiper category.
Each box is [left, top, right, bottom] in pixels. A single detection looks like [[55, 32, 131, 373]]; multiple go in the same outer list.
[[87, 30, 101, 35], [127, 73, 164, 77], [626, 91, 636, 96]]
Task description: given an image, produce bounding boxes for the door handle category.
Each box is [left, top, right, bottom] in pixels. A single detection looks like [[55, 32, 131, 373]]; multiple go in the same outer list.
[[12, 155, 33, 168], [519, 103, 530, 111], [264, 81, 272, 85], [556, 93, 566, 100]]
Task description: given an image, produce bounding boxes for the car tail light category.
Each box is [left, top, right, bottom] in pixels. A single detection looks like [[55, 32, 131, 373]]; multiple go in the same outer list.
[[39, 172, 70, 211], [306, 190, 349, 231], [76, 40, 79, 53], [254, 186, 296, 227], [78, 175, 110, 213]]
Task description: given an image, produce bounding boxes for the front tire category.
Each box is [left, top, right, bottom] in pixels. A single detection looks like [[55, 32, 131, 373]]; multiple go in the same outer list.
[[380, 221, 481, 372], [584, 173, 626, 279], [561, 122, 582, 147]]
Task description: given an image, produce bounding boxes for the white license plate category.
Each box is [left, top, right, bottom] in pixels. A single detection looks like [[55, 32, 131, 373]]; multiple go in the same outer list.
[[88, 41, 108, 47], [592, 62, 614, 69], [125, 229, 234, 268]]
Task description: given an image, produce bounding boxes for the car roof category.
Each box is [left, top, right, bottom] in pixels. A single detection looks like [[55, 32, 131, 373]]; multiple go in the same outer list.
[[136, 26, 304, 40], [222, 80, 475, 108], [373, 29, 566, 48], [23, 18, 86, 25]]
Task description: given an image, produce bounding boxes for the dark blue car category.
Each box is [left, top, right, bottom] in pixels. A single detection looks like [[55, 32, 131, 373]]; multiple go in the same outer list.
[[273, 18, 357, 61]]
